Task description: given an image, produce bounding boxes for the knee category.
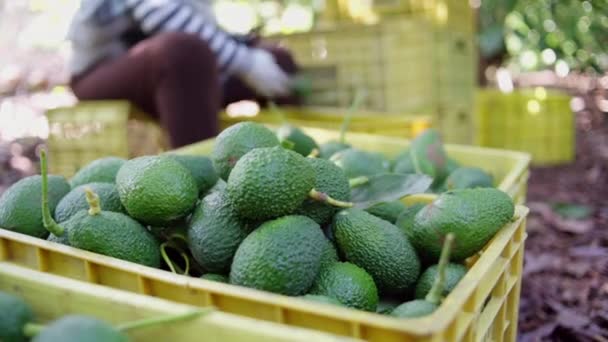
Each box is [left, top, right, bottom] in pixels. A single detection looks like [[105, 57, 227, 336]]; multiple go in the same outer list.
[[147, 32, 217, 76]]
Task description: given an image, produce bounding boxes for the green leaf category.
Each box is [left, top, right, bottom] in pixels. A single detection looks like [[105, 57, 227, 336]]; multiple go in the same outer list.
[[551, 202, 593, 220], [350, 173, 432, 209]]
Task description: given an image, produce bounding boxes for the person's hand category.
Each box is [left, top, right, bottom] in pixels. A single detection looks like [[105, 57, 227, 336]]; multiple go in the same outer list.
[[240, 48, 291, 98]]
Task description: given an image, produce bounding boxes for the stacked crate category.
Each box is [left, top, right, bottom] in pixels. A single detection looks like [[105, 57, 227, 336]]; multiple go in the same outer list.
[[269, 0, 477, 144]]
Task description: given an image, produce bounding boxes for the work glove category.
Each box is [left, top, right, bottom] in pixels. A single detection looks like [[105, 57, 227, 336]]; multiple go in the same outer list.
[[240, 48, 292, 98]]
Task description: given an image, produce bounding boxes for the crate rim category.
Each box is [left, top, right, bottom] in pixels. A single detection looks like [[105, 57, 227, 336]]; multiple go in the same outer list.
[[0, 204, 528, 336]]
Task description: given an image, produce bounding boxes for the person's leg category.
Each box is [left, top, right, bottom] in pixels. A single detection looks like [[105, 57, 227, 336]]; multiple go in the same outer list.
[[71, 32, 221, 148], [222, 42, 300, 107]]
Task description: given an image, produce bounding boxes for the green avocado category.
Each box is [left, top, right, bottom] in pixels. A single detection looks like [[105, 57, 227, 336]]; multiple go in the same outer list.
[[310, 262, 379, 311], [70, 157, 126, 188]]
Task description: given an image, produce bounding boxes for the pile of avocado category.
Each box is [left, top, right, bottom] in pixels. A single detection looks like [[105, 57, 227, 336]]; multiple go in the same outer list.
[[0, 122, 514, 318], [0, 290, 204, 342]]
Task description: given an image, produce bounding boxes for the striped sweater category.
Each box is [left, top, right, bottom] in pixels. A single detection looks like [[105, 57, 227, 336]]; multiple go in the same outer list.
[[67, 0, 252, 79]]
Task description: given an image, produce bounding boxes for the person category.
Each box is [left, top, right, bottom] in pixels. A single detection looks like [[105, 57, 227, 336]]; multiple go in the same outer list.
[[67, 0, 299, 148]]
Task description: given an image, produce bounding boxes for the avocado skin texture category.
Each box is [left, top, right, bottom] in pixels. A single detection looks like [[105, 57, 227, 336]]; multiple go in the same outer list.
[[55, 183, 124, 223], [333, 209, 420, 295], [311, 262, 379, 312], [301, 294, 343, 306], [415, 263, 467, 299], [0, 175, 70, 238], [67, 211, 161, 267], [295, 158, 350, 225], [230, 215, 325, 296], [69, 157, 126, 188], [212, 122, 279, 180], [376, 298, 402, 314], [410, 188, 515, 262], [395, 203, 426, 238], [330, 148, 390, 178], [277, 124, 319, 156], [445, 167, 493, 190], [390, 300, 438, 318], [168, 154, 219, 195], [31, 315, 128, 342], [201, 273, 229, 283], [116, 156, 198, 226], [47, 215, 81, 245], [319, 141, 351, 159], [318, 237, 339, 272], [227, 146, 315, 221], [364, 200, 408, 224], [392, 150, 416, 174], [409, 129, 448, 183], [188, 190, 253, 273], [0, 291, 33, 342]]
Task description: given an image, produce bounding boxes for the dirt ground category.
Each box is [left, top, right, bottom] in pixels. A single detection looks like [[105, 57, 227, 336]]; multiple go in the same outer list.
[[0, 74, 606, 341]]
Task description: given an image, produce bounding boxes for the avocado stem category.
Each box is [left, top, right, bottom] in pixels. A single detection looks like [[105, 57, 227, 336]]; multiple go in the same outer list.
[[348, 176, 369, 188], [280, 139, 295, 150], [307, 148, 319, 158], [116, 309, 210, 332], [339, 89, 366, 144], [309, 189, 353, 208], [160, 242, 190, 275], [40, 149, 65, 237], [23, 322, 45, 337], [425, 233, 455, 305], [84, 187, 102, 215]]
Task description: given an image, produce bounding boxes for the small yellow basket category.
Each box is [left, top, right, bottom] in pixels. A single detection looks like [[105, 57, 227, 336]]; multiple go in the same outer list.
[[45, 100, 169, 178], [0, 263, 358, 342], [475, 88, 575, 165]]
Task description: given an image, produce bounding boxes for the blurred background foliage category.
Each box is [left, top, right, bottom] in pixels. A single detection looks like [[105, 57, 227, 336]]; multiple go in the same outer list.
[[479, 0, 608, 74]]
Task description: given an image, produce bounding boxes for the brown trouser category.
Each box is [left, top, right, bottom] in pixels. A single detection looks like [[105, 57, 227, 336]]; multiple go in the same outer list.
[[70, 32, 299, 148]]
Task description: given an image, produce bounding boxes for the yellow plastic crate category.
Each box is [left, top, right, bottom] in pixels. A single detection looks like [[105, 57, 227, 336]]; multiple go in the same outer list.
[[221, 106, 433, 139], [268, 18, 477, 144], [475, 88, 575, 165], [0, 263, 357, 342], [0, 127, 530, 341], [45, 100, 169, 178]]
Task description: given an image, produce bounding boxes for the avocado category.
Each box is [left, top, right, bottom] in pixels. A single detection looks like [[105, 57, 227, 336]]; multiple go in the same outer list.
[[31, 315, 128, 342], [319, 141, 351, 159], [65, 188, 161, 267], [310, 262, 378, 311], [69, 157, 126, 188], [0, 291, 33, 342], [409, 129, 448, 184], [391, 233, 455, 318], [333, 209, 420, 294], [206, 179, 227, 195], [54, 183, 124, 223], [0, 175, 70, 238], [318, 237, 339, 272], [295, 158, 350, 225], [276, 124, 319, 156], [395, 203, 425, 238], [364, 200, 408, 224], [376, 297, 401, 314], [415, 263, 467, 299], [330, 148, 390, 178], [47, 217, 80, 245], [227, 146, 315, 221], [301, 294, 343, 306], [188, 190, 253, 273], [212, 122, 279, 180], [167, 154, 219, 195], [200, 273, 229, 283], [230, 215, 325, 296], [410, 188, 514, 262], [390, 300, 438, 318], [446, 157, 461, 175], [116, 156, 198, 226], [392, 151, 416, 174], [445, 167, 493, 190]]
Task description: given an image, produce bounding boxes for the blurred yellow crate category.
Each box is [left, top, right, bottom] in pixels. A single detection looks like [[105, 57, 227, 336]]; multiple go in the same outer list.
[[0, 263, 357, 342], [269, 18, 477, 144], [45, 101, 169, 178], [221, 106, 433, 139], [475, 88, 575, 165]]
